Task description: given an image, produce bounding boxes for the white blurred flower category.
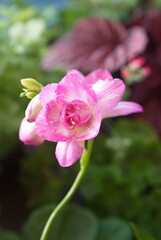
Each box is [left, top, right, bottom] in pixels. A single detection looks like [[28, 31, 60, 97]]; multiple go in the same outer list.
[[8, 19, 45, 53]]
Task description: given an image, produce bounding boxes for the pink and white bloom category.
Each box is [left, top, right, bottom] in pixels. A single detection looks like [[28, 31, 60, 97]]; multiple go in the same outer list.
[[19, 94, 44, 146], [19, 69, 143, 167]]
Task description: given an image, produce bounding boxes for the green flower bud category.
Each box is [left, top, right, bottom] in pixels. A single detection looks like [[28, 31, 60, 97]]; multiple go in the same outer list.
[[21, 78, 43, 91], [20, 92, 27, 97], [26, 92, 37, 99]]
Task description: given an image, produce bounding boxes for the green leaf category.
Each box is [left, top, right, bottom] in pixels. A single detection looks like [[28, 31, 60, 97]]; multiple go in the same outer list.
[[21, 204, 98, 240], [0, 228, 20, 240], [97, 217, 132, 240], [131, 223, 157, 240]]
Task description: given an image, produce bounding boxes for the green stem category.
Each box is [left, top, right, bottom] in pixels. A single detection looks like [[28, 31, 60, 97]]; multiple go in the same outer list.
[[40, 139, 94, 240]]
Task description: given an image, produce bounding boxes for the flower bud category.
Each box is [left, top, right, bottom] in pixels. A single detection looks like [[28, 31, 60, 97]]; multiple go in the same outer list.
[[19, 118, 44, 146], [26, 91, 37, 99], [21, 78, 43, 91], [25, 94, 42, 122], [121, 57, 151, 84], [130, 57, 146, 68], [20, 92, 27, 97], [121, 68, 130, 78]]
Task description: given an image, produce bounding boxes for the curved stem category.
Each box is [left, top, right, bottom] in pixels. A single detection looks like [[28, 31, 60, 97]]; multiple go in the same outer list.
[[40, 139, 94, 240]]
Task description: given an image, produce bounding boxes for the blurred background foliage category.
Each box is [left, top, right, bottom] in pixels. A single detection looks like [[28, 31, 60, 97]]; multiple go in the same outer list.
[[1, 0, 161, 239]]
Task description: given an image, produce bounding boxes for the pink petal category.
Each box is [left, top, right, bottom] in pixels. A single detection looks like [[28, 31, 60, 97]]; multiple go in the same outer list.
[[61, 99, 93, 129], [35, 100, 71, 142], [19, 118, 44, 146], [85, 69, 113, 85], [67, 69, 85, 78], [55, 140, 84, 167], [25, 94, 42, 122], [40, 83, 58, 107], [56, 72, 97, 105], [92, 78, 125, 118], [74, 107, 102, 141], [104, 101, 143, 118]]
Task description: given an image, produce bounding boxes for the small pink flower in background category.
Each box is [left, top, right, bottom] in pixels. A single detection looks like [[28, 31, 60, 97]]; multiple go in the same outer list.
[[131, 57, 151, 77], [19, 70, 143, 167], [121, 57, 151, 84], [121, 68, 130, 79], [40, 17, 148, 73], [130, 57, 146, 67]]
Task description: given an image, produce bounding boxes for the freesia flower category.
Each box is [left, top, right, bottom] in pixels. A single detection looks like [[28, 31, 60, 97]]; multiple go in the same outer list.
[[19, 69, 143, 167]]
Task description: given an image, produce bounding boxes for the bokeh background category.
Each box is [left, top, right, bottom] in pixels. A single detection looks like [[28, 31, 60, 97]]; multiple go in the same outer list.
[[1, 0, 161, 239]]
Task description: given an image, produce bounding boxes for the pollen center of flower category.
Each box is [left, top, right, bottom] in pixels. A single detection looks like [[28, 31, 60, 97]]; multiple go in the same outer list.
[[66, 113, 81, 128], [63, 101, 92, 130]]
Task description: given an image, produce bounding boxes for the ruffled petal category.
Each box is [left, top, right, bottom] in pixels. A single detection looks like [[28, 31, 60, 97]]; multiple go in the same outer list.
[[74, 107, 102, 141], [40, 83, 58, 107], [56, 72, 97, 105], [104, 101, 143, 118], [55, 140, 84, 167], [35, 100, 71, 142], [67, 69, 84, 78], [19, 118, 44, 146], [85, 69, 113, 85], [25, 94, 42, 122], [92, 78, 125, 118]]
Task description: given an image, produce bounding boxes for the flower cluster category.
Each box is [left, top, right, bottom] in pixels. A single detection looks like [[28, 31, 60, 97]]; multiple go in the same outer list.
[[19, 69, 143, 167], [121, 57, 151, 84]]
